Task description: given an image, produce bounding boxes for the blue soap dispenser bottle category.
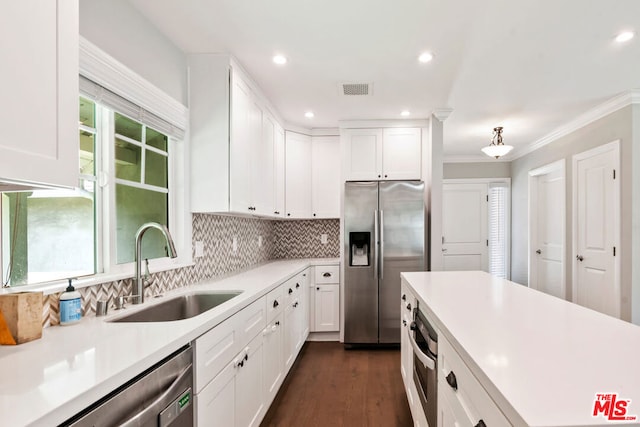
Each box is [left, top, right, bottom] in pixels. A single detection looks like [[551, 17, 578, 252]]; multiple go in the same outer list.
[[60, 278, 82, 325]]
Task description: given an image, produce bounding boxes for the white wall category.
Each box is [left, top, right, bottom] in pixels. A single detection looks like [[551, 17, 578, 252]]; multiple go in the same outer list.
[[80, 0, 188, 105], [632, 104, 640, 324], [444, 162, 511, 179], [510, 106, 634, 321]]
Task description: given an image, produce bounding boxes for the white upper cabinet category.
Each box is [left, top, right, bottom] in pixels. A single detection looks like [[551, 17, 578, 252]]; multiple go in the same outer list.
[[342, 127, 421, 181], [274, 125, 286, 217], [189, 55, 283, 217], [311, 136, 341, 218], [382, 128, 422, 180], [0, 1, 78, 188], [342, 128, 383, 180], [285, 132, 312, 219]]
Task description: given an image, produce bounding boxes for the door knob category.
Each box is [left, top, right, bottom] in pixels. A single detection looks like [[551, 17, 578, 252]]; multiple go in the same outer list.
[[576, 255, 584, 262], [536, 249, 542, 254]]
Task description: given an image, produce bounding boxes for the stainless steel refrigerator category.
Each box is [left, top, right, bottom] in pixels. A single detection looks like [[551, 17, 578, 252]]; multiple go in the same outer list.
[[344, 181, 425, 345]]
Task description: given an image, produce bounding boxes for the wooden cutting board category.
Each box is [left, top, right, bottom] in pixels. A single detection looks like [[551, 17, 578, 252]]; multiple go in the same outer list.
[[0, 292, 43, 344]]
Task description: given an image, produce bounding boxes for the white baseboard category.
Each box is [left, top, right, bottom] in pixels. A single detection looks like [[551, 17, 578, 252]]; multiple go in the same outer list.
[[307, 331, 340, 342]]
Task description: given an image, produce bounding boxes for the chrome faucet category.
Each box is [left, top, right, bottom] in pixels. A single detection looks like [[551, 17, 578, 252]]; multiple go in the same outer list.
[[132, 222, 177, 304]]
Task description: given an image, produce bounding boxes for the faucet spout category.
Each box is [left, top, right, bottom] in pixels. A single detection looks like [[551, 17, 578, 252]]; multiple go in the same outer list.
[[132, 222, 177, 304]]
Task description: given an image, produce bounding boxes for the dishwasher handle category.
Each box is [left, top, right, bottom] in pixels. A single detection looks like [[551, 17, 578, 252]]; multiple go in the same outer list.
[[119, 365, 192, 427], [407, 325, 436, 370]]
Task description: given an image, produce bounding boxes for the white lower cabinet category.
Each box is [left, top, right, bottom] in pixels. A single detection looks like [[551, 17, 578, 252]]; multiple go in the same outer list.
[[235, 333, 265, 427], [438, 336, 510, 427], [263, 312, 284, 404], [196, 360, 236, 427], [313, 285, 339, 332], [195, 267, 314, 427]]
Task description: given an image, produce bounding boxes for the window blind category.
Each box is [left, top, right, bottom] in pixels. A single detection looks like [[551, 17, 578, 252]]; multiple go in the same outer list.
[[79, 75, 185, 140], [488, 183, 510, 279]]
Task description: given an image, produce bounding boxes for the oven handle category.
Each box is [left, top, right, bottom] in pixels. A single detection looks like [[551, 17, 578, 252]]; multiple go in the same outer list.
[[408, 325, 436, 370]]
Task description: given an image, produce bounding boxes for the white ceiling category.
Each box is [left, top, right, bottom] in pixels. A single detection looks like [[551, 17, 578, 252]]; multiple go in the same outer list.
[[128, 0, 640, 161]]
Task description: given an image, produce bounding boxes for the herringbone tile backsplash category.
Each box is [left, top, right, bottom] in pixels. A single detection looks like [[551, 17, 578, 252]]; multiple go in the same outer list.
[[43, 214, 339, 326]]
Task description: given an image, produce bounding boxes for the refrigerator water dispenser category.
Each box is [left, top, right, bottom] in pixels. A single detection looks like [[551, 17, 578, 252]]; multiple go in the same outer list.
[[349, 232, 370, 266]]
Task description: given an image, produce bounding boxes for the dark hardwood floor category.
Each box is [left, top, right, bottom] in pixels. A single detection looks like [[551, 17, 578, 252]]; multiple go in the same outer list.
[[261, 342, 413, 427]]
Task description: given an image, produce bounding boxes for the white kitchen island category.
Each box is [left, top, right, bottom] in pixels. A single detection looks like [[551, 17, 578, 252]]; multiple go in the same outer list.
[[401, 271, 640, 427]]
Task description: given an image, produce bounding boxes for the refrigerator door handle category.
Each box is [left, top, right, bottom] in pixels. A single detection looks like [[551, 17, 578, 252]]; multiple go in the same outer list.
[[379, 209, 384, 280], [374, 209, 379, 281]]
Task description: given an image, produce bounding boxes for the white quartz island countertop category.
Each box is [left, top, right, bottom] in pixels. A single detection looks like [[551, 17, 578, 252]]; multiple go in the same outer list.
[[0, 258, 338, 427], [401, 271, 640, 427]]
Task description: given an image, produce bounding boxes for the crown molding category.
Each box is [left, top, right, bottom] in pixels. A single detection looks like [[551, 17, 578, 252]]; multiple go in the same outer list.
[[433, 108, 454, 122], [79, 37, 189, 131], [511, 90, 640, 160]]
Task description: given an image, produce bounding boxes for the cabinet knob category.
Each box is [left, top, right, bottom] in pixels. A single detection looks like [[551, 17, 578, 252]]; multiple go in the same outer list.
[[274, 211, 280, 215], [446, 371, 458, 391], [293, 301, 299, 308], [313, 213, 316, 217], [576, 255, 584, 262], [475, 421, 486, 427], [536, 249, 542, 255], [378, 174, 381, 178], [402, 294, 406, 301], [275, 321, 280, 326], [296, 283, 300, 289], [406, 303, 412, 311], [317, 287, 320, 290], [402, 320, 407, 327], [384, 174, 388, 178], [288, 288, 293, 294], [273, 300, 279, 308], [287, 213, 291, 217]]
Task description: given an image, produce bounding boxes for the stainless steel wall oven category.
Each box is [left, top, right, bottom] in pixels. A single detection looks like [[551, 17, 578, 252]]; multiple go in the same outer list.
[[409, 305, 438, 427]]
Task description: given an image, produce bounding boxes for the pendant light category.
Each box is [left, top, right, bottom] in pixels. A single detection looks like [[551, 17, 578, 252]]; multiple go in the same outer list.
[[481, 126, 513, 159]]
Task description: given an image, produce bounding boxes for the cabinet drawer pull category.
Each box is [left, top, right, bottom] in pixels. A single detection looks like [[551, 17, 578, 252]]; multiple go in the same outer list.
[[322, 272, 331, 277], [273, 300, 279, 308], [475, 421, 486, 427], [296, 283, 300, 289], [406, 303, 412, 311], [288, 288, 293, 294], [402, 294, 406, 301], [446, 371, 458, 391]]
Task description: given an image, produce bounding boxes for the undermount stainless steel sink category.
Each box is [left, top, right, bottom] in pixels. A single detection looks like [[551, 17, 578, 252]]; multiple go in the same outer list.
[[109, 291, 243, 323]]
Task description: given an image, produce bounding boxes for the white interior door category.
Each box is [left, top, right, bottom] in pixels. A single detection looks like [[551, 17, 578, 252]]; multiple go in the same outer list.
[[573, 141, 620, 318], [442, 183, 488, 271], [529, 161, 565, 299]]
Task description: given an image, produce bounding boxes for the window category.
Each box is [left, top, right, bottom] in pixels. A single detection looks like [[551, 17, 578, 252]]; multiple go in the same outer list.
[[488, 183, 510, 279], [1, 94, 183, 287]]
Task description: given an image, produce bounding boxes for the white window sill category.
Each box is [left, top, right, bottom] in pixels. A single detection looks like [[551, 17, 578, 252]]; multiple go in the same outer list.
[[0, 260, 195, 296]]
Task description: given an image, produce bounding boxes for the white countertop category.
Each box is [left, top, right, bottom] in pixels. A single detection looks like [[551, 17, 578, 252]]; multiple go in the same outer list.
[[0, 258, 338, 427], [401, 271, 640, 427]]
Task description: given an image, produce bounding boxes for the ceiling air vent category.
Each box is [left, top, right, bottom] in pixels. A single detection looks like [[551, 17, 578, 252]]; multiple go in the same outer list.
[[340, 83, 373, 96]]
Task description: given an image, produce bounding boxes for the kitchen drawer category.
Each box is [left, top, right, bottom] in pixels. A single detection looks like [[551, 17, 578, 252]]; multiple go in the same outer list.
[[266, 285, 284, 323], [284, 275, 303, 302], [438, 336, 510, 426], [194, 296, 266, 392], [314, 265, 339, 284]]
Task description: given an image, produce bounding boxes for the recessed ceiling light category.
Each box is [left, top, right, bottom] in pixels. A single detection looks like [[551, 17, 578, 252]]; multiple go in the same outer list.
[[418, 52, 434, 63], [305, 111, 314, 118], [273, 55, 287, 65], [401, 110, 411, 117], [615, 31, 635, 43]]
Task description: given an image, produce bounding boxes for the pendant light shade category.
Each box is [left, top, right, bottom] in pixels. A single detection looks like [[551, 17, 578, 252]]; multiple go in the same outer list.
[[482, 127, 513, 159]]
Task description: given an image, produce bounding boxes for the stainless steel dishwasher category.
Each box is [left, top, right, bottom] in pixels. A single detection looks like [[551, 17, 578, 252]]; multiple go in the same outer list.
[[61, 345, 193, 427]]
